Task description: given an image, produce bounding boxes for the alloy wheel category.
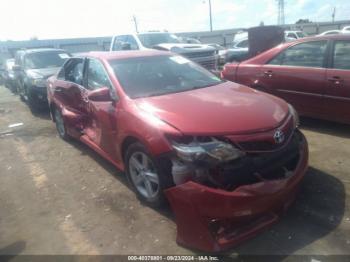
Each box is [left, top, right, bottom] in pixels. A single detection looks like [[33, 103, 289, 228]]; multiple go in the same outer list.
[[128, 152, 160, 200]]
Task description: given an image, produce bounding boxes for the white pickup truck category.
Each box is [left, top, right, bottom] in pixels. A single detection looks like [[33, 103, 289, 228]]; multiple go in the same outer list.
[[110, 32, 218, 71]]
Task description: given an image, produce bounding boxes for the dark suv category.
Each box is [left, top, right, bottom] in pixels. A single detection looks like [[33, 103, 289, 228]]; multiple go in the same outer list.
[[13, 48, 71, 110]]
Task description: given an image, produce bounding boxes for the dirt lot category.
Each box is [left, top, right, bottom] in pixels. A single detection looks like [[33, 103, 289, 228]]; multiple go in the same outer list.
[[0, 85, 349, 257]]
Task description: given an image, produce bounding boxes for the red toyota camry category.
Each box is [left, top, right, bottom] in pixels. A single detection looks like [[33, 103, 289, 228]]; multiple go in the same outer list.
[[47, 50, 308, 252]]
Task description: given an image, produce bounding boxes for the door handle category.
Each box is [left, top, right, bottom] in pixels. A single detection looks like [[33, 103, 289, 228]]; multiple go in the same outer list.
[[328, 76, 343, 85], [263, 70, 273, 78], [54, 87, 63, 93]]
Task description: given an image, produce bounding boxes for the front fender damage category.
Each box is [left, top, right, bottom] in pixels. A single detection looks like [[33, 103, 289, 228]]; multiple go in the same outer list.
[[164, 132, 308, 252]]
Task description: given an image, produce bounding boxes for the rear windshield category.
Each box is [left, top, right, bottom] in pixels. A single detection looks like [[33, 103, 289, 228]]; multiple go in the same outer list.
[[24, 51, 71, 69], [109, 55, 223, 99]]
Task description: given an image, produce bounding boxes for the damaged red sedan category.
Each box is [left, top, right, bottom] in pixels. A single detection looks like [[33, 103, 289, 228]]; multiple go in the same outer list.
[[47, 51, 308, 252]]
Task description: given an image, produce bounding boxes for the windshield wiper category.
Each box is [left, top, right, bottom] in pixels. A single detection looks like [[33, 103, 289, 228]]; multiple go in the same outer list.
[[189, 83, 218, 90]]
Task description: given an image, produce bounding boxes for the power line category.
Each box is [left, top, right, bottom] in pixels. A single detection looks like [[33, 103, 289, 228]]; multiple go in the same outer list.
[[208, 0, 213, 31]]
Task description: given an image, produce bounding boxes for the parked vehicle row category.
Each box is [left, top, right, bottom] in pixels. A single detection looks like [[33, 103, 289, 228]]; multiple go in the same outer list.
[[2, 30, 348, 252], [0, 30, 318, 252], [6, 30, 347, 253], [110, 31, 218, 72]]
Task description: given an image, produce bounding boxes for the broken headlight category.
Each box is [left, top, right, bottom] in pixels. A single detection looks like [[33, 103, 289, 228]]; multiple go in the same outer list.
[[167, 136, 244, 163]]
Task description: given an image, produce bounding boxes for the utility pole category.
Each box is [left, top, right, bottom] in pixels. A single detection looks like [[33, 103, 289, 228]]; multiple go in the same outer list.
[[277, 0, 285, 25], [132, 15, 139, 33], [208, 0, 213, 31], [332, 7, 336, 23]]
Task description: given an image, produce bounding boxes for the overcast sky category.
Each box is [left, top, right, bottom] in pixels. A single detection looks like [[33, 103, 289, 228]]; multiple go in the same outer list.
[[1, 0, 349, 40]]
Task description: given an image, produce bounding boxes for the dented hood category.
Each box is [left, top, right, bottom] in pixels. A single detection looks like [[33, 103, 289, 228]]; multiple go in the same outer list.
[[134, 81, 289, 135]]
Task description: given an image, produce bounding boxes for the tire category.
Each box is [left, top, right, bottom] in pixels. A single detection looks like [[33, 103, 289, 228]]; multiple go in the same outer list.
[[27, 90, 39, 112], [54, 108, 70, 140], [125, 142, 174, 208], [18, 81, 26, 102]]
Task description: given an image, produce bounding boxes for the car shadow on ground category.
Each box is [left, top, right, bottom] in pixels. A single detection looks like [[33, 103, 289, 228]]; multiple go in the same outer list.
[[0, 241, 26, 259], [30, 107, 51, 120], [66, 139, 175, 220], [228, 167, 345, 258], [300, 117, 350, 139]]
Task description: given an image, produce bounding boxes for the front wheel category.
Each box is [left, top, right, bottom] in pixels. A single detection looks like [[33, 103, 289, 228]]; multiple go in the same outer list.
[[125, 142, 173, 208]]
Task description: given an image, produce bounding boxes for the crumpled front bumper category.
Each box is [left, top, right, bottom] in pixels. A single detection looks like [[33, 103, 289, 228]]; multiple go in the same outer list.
[[165, 132, 308, 252]]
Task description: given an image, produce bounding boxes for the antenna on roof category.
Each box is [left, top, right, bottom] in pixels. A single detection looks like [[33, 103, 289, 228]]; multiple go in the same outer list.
[[132, 15, 139, 33]]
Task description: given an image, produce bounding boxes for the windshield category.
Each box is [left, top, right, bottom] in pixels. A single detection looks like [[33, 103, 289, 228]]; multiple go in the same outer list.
[[24, 51, 70, 69], [296, 32, 306, 38], [110, 55, 223, 99], [138, 33, 181, 48]]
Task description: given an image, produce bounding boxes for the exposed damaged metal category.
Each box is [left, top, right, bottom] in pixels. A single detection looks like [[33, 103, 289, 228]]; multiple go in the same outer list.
[[165, 131, 308, 252]]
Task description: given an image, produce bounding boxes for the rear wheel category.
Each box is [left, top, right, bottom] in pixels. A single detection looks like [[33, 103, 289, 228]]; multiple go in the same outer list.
[[125, 142, 173, 208], [18, 81, 26, 102], [27, 90, 38, 112]]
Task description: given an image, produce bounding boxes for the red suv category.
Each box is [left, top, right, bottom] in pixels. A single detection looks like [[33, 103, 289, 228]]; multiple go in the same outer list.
[[47, 51, 308, 252]]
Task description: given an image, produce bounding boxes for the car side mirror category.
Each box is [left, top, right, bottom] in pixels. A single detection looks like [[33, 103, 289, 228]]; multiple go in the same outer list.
[[121, 42, 131, 50], [12, 65, 21, 71], [87, 87, 116, 102]]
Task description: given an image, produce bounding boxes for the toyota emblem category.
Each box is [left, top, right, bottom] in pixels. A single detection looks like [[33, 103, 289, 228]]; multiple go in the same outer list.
[[273, 129, 285, 144]]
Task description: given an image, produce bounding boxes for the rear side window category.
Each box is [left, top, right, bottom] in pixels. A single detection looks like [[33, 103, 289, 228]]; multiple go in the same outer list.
[[333, 41, 350, 70], [269, 41, 327, 68]]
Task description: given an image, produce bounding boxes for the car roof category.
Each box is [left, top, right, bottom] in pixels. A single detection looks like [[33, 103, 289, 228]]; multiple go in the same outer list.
[[137, 31, 170, 35], [292, 34, 350, 43], [82, 50, 172, 61]]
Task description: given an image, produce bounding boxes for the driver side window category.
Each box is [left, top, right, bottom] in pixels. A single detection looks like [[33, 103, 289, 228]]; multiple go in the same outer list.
[[86, 59, 112, 90]]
